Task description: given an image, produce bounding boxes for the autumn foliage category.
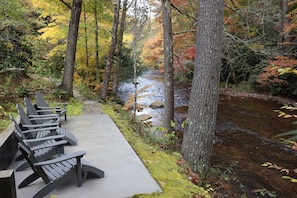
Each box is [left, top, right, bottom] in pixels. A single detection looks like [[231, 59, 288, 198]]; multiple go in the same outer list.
[[141, 0, 197, 76], [257, 55, 297, 96]]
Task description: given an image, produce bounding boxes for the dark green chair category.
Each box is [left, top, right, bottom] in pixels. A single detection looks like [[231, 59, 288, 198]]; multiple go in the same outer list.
[[17, 139, 104, 198], [35, 91, 67, 121]]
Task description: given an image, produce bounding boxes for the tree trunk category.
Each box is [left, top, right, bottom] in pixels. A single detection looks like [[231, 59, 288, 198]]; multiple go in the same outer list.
[[100, 0, 120, 100], [94, 0, 100, 81], [280, 0, 289, 42], [112, 0, 128, 93], [227, 51, 238, 86], [83, 1, 89, 74], [229, 63, 238, 86], [161, 0, 174, 133], [60, 0, 83, 97], [181, 0, 224, 176], [131, 0, 149, 115], [132, 0, 138, 117]]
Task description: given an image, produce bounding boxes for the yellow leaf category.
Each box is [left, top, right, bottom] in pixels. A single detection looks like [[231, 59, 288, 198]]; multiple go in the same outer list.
[[279, 67, 292, 75], [262, 162, 272, 167], [283, 176, 297, 183], [284, 114, 293, 118]]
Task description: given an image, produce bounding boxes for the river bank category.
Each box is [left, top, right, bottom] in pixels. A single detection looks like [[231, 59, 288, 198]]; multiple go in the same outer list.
[[117, 70, 297, 197], [219, 88, 296, 105]]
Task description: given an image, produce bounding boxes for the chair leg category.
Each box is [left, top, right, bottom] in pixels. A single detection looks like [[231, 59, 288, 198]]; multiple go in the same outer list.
[[19, 173, 40, 188], [76, 161, 83, 187], [82, 164, 104, 180], [33, 182, 55, 198], [15, 154, 24, 161], [33, 178, 67, 198], [16, 161, 30, 172]]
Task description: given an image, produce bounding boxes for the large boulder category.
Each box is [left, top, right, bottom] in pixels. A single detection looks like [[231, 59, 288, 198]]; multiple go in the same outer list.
[[149, 100, 164, 109]]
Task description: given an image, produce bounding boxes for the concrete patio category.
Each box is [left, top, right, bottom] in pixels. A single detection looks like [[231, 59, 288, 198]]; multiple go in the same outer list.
[[8, 101, 162, 198]]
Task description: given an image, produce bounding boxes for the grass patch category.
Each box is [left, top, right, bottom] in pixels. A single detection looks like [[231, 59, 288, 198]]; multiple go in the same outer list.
[[66, 98, 83, 116], [0, 111, 17, 132], [220, 81, 255, 93], [75, 82, 100, 101], [102, 104, 210, 198]]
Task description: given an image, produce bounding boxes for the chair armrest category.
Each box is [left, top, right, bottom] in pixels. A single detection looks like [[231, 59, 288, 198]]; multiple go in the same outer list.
[[28, 114, 59, 118], [36, 109, 58, 114], [28, 117, 61, 124], [28, 116, 60, 121], [23, 122, 59, 128], [37, 106, 62, 110], [34, 151, 86, 166], [28, 115, 60, 122], [21, 126, 59, 134], [30, 140, 67, 151], [50, 102, 68, 107], [24, 135, 65, 142]]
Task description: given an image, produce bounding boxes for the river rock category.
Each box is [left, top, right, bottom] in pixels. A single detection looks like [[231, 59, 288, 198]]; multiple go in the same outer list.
[[136, 114, 152, 121], [149, 100, 164, 109]]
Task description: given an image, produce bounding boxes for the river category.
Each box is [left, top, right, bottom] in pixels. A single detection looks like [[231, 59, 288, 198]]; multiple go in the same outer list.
[[117, 70, 297, 197]]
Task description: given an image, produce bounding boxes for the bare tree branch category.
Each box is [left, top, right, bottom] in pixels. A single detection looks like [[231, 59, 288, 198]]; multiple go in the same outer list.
[[170, 2, 196, 21], [173, 29, 195, 35], [59, 0, 71, 9]]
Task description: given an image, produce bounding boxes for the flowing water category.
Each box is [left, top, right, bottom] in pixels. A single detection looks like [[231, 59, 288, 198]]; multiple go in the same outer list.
[[117, 70, 297, 197]]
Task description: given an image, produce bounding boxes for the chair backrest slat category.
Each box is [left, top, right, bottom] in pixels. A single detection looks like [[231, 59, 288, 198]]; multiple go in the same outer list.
[[16, 104, 37, 138], [9, 115, 27, 141], [36, 91, 48, 107], [18, 141, 50, 183], [24, 97, 44, 124]]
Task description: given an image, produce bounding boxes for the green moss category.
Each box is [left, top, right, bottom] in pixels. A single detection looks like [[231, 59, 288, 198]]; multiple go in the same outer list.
[[102, 104, 210, 198], [66, 98, 83, 116]]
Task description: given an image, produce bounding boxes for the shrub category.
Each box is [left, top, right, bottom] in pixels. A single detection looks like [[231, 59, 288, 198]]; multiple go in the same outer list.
[[256, 55, 297, 96], [16, 83, 31, 97]]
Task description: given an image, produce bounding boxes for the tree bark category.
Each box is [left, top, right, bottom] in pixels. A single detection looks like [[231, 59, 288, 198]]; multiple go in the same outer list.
[[113, 0, 128, 93], [60, 0, 83, 97], [100, 0, 120, 100], [162, 0, 174, 133], [94, 0, 100, 82], [181, 0, 224, 176], [83, 1, 89, 75], [280, 0, 289, 42]]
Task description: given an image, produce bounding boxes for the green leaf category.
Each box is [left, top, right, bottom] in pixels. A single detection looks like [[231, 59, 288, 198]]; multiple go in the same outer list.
[[286, 136, 297, 141], [276, 130, 297, 137]]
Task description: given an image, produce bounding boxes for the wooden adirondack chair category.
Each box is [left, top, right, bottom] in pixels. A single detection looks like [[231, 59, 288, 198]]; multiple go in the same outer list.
[[10, 115, 67, 172], [17, 104, 77, 146], [24, 97, 61, 125], [18, 139, 104, 198], [35, 91, 67, 121]]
